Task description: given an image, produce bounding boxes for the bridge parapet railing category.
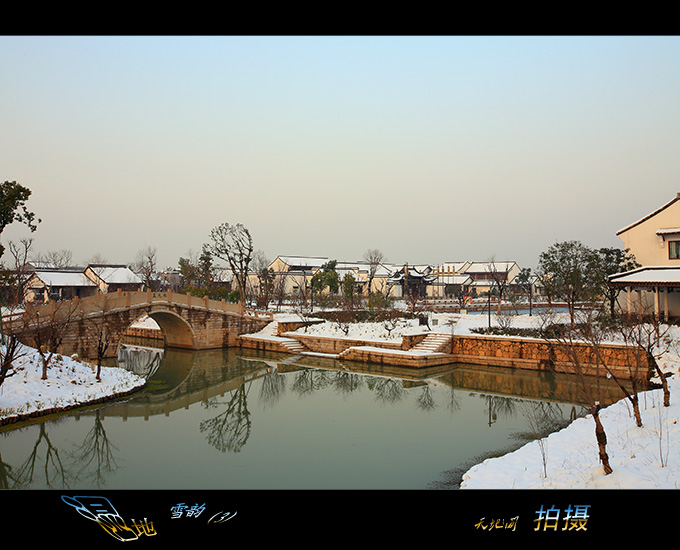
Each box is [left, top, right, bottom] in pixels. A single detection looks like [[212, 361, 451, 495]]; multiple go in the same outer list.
[[19, 290, 252, 319], [244, 308, 274, 320], [9, 291, 276, 330]]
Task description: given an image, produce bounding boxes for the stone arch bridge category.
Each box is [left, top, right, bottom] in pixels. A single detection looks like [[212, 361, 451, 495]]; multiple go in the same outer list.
[[7, 290, 273, 359]]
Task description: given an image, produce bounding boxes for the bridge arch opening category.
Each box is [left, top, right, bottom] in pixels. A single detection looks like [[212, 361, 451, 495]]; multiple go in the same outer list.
[[130, 310, 199, 351]]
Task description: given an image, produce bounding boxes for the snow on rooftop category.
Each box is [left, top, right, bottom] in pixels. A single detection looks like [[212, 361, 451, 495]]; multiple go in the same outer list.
[[88, 265, 143, 284], [30, 270, 96, 287], [609, 266, 680, 285]]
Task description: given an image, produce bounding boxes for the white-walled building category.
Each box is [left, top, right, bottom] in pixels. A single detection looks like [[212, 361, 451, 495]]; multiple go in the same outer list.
[[611, 193, 680, 320]]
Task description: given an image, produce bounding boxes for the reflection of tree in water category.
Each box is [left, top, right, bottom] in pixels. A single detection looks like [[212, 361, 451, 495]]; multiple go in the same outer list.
[[0, 451, 16, 489], [513, 401, 581, 441], [416, 385, 436, 412], [366, 377, 405, 404], [258, 370, 287, 409], [479, 395, 518, 427], [332, 371, 363, 397], [12, 423, 68, 488], [200, 385, 252, 453], [437, 373, 462, 414], [291, 369, 332, 396], [69, 410, 119, 487]]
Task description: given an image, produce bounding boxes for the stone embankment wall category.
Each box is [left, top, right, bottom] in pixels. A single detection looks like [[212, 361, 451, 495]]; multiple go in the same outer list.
[[453, 334, 648, 378], [239, 329, 649, 380]]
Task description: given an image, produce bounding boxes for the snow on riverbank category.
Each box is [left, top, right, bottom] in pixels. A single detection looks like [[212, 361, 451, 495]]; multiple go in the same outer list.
[[455, 316, 680, 489], [0, 344, 146, 424]]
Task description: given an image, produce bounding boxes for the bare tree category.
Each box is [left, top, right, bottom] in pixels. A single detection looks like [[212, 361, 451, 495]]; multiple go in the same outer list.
[[26, 300, 77, 380], [290, 270, 311, 310], [207, 223, 253, 312], [272, 271, 288, 311], [538, 311, 613, 475], [32, 249, 73, 269], [3, 238, 34, 307], [133, 246, 158, 291], [251, 250, 275, 309], [84, 296, 111, 382], [86, 252, 108, 265], [0, 239, 32, 389], [0, 331, 26, 390], [619, 309, 674, 408], [486, 257, 509, 316], [364, 248, 385, 298], [571, 308, 648, 428]]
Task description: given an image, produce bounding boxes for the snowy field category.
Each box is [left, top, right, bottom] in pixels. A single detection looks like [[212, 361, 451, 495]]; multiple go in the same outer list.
[[1, 308, 678, 489]]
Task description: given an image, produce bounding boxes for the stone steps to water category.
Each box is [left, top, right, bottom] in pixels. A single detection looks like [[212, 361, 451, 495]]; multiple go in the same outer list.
[[281, 339, 306, 353], [259, 321, 306, 352], [410, 333, 452, 354]]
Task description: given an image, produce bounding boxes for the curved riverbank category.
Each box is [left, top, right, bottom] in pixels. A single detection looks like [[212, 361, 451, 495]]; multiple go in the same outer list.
[[0, 344, 146, 428]]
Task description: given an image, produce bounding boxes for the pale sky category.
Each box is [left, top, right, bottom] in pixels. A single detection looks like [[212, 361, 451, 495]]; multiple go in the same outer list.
[[2, 36, 679, 270]]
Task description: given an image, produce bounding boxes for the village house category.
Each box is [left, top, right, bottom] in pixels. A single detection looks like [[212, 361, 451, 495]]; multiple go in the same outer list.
[[24, 268, 97, 303], [24, 264, 144, 304], [457, 261, 522, 296], [387, 264, 437, 300], [609, 193, 680, 320], [84, 264, 144, 294], [428, 263, 473, 300], [263, 255, 397, 300], [157, 267, 182, 291]]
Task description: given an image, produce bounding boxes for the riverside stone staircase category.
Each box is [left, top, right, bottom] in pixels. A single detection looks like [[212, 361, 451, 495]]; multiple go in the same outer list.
[[279, 337, 306, 354], [244, 321, 454, 358], [240, 321, 307, 354], [408, 332, 453, 354]]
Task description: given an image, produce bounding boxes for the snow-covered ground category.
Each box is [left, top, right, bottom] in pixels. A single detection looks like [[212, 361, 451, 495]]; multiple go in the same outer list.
[[1, 308, 678, 488], [0, 344, 146, 423], [292, 317, 427, 341]]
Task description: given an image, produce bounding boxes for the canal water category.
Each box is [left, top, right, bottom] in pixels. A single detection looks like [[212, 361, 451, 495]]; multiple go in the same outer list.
[[0, 344, 625, 489]]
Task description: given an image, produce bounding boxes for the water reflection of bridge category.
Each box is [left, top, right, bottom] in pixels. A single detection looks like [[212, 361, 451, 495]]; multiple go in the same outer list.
[[87, 346, 633, 422]]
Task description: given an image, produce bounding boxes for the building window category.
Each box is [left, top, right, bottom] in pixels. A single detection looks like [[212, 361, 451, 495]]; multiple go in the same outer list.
[[670, 241, 680, 259]]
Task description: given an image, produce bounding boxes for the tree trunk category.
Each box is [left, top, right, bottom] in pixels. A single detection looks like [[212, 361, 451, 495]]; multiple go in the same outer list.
[[593, 412, 613, 475], [632, 396, 643, 427], [647, 351, 671, 407]]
